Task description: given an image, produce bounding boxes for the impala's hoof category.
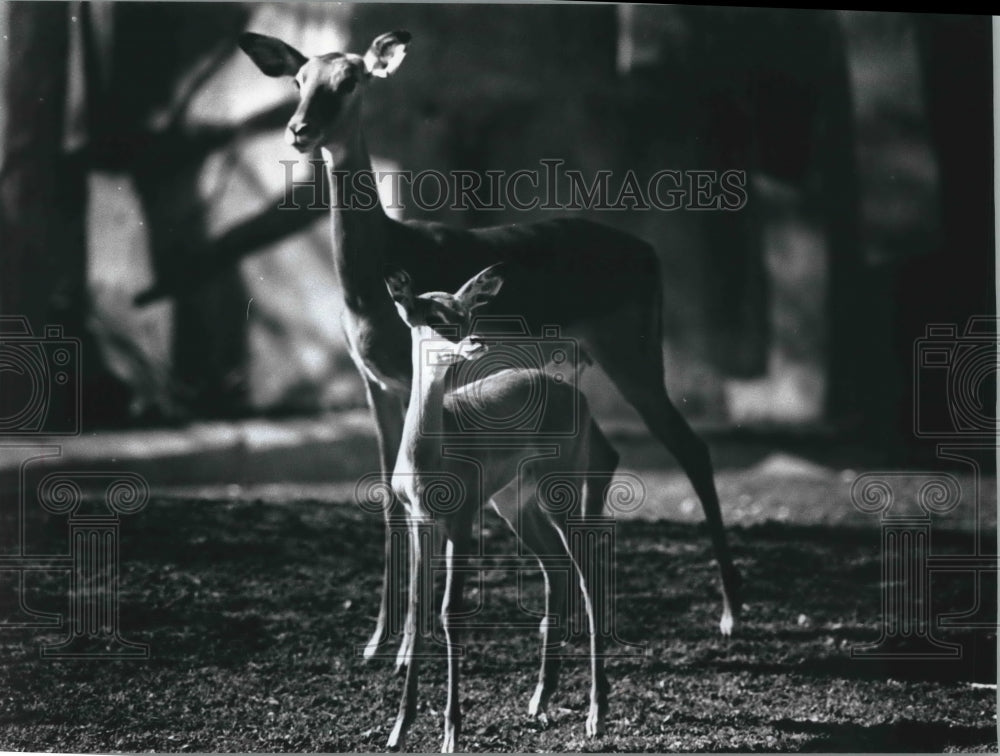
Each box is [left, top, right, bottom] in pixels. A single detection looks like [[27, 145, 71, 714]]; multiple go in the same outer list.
[[719, 608, 734, 637], [394, 633, 414, 674], [363, 638, 392, 661], [363, 623, 394, 661], [585, 709, 605, 738], [528, 684, 549, 724], [387, 722, 406, 752]]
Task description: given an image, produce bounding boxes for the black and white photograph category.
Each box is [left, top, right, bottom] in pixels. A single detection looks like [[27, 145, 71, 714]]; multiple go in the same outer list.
[[0, 3, 996, 752]]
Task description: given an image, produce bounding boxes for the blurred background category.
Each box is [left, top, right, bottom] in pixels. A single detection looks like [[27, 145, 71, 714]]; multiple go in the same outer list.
[[1, 12, 995, 749], [0, 4, 994, 477]]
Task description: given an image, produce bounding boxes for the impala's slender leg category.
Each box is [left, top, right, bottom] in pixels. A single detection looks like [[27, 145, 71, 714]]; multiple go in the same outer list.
[[623, 384, 741, 634], [388, 514, 425, 751], [569, 536, 603, 739], [360, 377, 407, 660], [394, 498, 419, 674], [583, 296, 743, 635], [580, 422, 618, 733], [488, 483, 568, 724], [486, 484, 561, 723], [520, 499, 572, 725], [522, 453, 597, 725], [441, 517, 472, 753]]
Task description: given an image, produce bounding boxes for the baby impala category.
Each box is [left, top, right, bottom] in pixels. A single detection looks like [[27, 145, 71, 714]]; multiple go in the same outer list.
[[384, 264, 612, 752]]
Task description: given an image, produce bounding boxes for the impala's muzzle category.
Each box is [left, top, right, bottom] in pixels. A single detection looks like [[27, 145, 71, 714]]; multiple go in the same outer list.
[[286, 120, 315, 151]]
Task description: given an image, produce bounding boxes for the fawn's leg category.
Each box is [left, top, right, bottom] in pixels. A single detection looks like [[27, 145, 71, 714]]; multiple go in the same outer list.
[[520, 494, 577, 722], [441, 522, 472, 753], [578, 420, 618, 735], [388, 516, 427, 751]]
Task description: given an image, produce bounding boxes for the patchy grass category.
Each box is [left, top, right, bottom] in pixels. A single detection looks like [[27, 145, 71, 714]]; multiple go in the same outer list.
[[1, 495, 996, 752]]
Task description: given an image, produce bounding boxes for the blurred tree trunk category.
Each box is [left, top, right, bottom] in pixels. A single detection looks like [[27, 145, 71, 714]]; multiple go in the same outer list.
[[0, 3, 77, 327], [911, 14, 994, 317], [893, 13, 995, 461], [819, 13, 869, 433], [0, 2, 92, 429], [116, 3, 253, 418], [690, 6, 769, 380], [82, 2, 253, 418]]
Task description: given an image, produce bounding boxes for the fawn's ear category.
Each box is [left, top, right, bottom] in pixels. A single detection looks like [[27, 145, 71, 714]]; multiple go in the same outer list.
[[384, 269, 414, 310], [239, 32, 307, 77], [363, 30, 411, 78], [455, 263, 505, 312], [385, 270, 415, 326], [455, 336, 488, 361]]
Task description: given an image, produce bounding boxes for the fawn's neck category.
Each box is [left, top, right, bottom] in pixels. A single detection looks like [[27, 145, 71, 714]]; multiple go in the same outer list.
[[322, 132, 391, 314], [402, 330, 451, 462]]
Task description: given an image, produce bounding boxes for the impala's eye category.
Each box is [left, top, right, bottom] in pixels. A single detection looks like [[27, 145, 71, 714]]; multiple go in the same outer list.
[[338, 77, 357, 94]]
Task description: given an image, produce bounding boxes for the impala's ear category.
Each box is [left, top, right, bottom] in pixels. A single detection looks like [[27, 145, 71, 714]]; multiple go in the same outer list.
[[384, 269, 414, 310], [363, 30, 411, 78], [456, 336, 489, 361], [239, 32, 307, 77], [455, 264, 505, 312]]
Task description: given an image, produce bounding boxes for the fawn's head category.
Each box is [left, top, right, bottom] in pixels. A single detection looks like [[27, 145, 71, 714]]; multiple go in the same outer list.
[[239, 30, 410, 153], [385, 265, 505, 366]]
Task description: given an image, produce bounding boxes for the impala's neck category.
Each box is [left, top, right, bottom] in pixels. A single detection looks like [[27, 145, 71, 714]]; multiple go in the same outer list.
[[321, 130, 390, 314], [402, 329, 451, 462]]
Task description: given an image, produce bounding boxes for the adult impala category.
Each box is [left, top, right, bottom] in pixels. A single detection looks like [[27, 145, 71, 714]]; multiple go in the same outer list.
[[238, 30, 742, 654]]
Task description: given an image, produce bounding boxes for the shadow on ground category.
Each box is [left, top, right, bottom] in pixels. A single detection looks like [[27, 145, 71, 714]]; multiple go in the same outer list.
[[0, 496, 996, 752], [772, 719, 998, 752]]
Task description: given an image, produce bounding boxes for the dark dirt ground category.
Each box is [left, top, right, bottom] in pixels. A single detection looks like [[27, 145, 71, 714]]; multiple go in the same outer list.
[[1, 493, 997, 753]]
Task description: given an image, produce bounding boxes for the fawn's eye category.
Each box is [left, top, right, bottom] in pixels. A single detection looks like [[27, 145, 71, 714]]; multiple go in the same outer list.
[[338, 77, 357, 94]]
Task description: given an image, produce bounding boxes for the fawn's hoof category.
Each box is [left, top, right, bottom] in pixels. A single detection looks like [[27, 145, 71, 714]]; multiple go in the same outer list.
[[363, 626, 394, 661], [387, 722, 406, 752], [585, 708, 606, 738], [528, 684, 550, 725]]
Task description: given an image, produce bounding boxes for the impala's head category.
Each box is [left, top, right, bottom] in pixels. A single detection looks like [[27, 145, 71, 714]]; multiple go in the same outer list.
[[385, 265, 505, 362], [238, 30, 410, 153]]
